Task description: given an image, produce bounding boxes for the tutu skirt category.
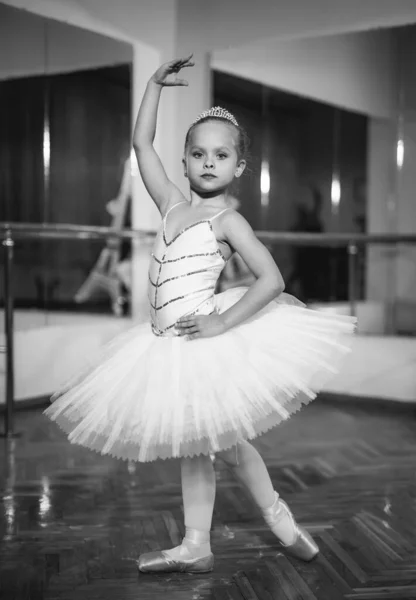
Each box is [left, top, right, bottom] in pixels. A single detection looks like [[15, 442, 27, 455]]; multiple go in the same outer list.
[[45, 288, 356, 462]]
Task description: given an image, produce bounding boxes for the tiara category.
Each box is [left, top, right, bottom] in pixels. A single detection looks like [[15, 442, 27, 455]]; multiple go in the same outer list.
[[192, 106, 239, 127]]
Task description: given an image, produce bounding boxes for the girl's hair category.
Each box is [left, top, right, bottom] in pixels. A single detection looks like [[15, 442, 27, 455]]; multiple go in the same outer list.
[[184, 116, 250, 161]]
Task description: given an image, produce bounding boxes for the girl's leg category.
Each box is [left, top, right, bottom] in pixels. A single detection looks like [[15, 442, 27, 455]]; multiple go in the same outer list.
[[165, 454, 215, 560], [217, 439, 296, 545]]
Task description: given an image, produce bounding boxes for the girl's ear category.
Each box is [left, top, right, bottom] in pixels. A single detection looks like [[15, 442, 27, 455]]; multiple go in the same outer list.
[[235, 159, 246, 179], [182, 157, 188, 178]]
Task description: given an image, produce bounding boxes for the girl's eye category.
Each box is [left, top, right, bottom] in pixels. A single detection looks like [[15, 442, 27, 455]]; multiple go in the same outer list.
[[192, 152, 203, 158], [217, 154, 228, 160]]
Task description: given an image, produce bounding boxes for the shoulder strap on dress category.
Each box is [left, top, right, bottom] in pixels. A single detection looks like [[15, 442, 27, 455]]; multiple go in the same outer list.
[[163, 201, 187, 220], [210, 208, 232, 221]]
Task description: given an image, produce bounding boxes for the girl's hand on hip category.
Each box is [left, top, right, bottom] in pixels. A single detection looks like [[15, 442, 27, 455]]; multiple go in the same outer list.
[[152, 55, 194, 87], [176, 313, 227, 340]]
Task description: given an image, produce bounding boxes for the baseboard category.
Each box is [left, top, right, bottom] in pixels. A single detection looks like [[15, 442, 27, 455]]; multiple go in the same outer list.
[[318, 391, 416, 413], [1, 392, 415, 416], [0, 395, 51, 413]]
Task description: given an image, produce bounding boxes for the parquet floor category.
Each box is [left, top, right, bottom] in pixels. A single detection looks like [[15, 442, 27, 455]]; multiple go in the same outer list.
[[0, 398, 416, 600]]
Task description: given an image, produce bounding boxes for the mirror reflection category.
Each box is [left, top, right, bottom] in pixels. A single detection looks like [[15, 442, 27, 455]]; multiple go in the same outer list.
[[0, 3, 133, 315], [214, 71, 367, 302]]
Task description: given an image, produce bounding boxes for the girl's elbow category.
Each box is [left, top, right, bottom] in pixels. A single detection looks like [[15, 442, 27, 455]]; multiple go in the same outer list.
[[133, 138, 153, 154], [133, 140, 145, 153], [269, 274, 285, 295], [276, 281, 285, 295]]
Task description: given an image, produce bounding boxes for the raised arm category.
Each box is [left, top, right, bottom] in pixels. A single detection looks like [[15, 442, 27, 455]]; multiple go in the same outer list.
[[133, 55, 194, 215]]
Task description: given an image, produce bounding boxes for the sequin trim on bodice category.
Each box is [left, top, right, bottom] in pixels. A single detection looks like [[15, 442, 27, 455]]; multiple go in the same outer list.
[[148, 203, 229, 336]]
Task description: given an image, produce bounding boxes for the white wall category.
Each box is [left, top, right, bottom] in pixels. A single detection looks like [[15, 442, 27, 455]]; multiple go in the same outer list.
[[213, 30, 395, 119], [0, 0, 177, 53], [177, 0, 416, 51], [5, 0, 416, 54]]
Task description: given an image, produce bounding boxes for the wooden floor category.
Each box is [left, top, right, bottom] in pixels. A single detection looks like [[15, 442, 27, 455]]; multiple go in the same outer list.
[[1, 399, 416, 600]]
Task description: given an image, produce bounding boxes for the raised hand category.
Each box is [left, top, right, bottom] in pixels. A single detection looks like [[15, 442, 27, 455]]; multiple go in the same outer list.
[[151, 54, 195, 87], [175, 312, 227, 340]]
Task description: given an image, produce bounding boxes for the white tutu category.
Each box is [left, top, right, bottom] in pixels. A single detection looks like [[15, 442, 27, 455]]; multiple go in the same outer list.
[[45, 287, 356, 462]]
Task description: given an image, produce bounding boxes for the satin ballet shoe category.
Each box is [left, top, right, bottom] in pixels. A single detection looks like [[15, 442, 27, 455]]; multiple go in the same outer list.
[[137, 550, 214, 574], [263, 493, 319, 562]]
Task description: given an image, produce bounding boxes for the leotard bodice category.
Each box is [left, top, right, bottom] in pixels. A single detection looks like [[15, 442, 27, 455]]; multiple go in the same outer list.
[[148, 202, 228, 336]]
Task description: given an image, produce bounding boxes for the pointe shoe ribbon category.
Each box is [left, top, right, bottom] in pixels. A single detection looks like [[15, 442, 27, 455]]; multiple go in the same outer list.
[[137, 550, 214, 573], [263, 493, 319, 562]]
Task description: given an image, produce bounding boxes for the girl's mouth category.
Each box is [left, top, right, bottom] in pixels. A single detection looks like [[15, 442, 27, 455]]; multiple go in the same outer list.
[[201, 174, 217, 179]]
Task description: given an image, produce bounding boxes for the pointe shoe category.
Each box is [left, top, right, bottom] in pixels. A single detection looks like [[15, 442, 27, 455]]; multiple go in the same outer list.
[[263, 493, 319, 562], [137, 550, 214, 574]]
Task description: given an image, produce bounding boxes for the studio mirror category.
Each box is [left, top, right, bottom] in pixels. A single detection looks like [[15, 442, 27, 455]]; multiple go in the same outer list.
[[0, 2, 133, 318], [212, 24, 416, 335]]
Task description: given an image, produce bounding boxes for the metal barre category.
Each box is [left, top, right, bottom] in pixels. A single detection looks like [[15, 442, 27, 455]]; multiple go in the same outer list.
[[1, 222, 416, 245]]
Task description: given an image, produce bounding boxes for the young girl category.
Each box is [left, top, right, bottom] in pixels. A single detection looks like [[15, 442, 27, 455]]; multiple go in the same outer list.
[[45, 55, 356, 575]]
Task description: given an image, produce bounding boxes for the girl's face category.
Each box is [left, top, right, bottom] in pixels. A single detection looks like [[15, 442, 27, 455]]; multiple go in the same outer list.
[[183, 121, 245, 194]]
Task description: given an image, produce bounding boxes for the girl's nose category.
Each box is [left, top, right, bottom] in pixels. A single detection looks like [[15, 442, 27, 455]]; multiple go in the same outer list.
[[204, 158, 214, 169]]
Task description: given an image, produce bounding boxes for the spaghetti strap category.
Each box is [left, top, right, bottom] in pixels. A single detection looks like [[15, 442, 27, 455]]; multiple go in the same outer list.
[[210, 208, 231, 221], [163, 201, 187, 221]]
